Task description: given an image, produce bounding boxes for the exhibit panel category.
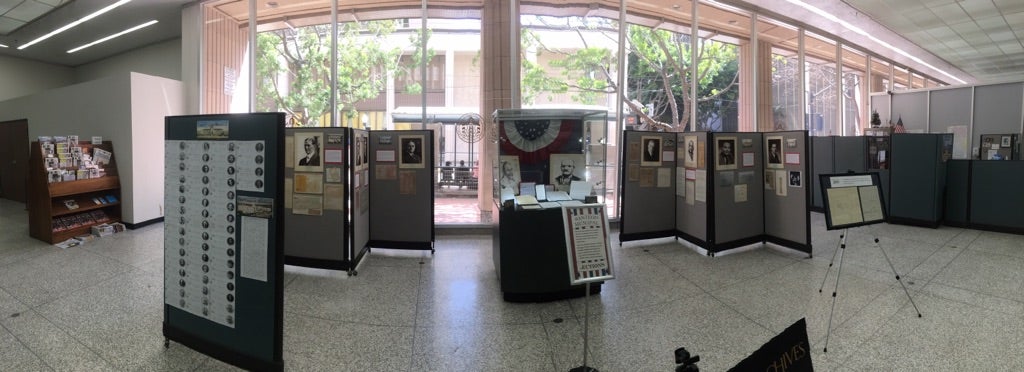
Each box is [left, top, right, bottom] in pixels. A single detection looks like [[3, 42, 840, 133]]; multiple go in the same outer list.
[[762, 131, 811, 254], [888, 133, 952, 227], [282, 128, 353, 271], [969, 161, 1024, 232], [676, 132, 709, 244], [978, 133, 1018, 160], [163, 113, 284, 371], [619, 130, 678, 243], [833, 136, 867, 173], [809, 136, 834, 211], [710, 132, 764, 250], [865, 135, 892, 214], [351, 129, 371, 264], [491, 108, 608, 301], [870, 94, 891, 128], [368, 130, 435, 250]]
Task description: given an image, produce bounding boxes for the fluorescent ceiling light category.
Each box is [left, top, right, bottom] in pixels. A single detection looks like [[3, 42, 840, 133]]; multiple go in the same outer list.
[[67, 20, 157, 54], [18, 0, 133, 50], [0, 43, 8, 48]]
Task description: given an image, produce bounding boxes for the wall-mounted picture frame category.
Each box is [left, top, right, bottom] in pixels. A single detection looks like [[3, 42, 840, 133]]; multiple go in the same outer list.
[[398, 135, 425, 169], [715, 137, 737, 170], [640, 136, 662, 167]]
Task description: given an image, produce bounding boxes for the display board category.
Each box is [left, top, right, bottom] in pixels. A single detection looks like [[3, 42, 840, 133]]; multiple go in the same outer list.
[[282, 128, 354, 271], [619, 130, 677, 243], [351, 129, 371, 264], [368, 130, 434, 250], [675, 132, 709, 244], [818, 172, 886, 230], [943, 160, 970, 226], [710, 132, 765, 249], [762, 131, 811, 253], [163, 113, 284, 371], [978, 134, 1017, 160]]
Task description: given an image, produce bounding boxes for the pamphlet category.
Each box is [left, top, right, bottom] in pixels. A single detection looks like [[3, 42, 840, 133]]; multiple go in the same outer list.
[[546, 191, 572, 201]]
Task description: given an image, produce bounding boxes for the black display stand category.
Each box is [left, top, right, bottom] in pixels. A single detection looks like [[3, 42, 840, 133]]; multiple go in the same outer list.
[[163, 113, 285, 371], [282, 127, 358, 273], [817, 172, 921, 353], [493, 207, 602, 302], [368, 130, 435, 252]]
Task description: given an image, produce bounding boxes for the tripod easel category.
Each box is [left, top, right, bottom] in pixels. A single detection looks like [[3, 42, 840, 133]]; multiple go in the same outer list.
[[818, 227, 922, 353]]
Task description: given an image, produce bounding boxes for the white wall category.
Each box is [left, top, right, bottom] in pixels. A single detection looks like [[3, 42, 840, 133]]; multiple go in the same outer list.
[[74, 38, 183, 83], [130, 73, 185, 223], [0, 56, 74, 102], [0, 72, 185, 224]]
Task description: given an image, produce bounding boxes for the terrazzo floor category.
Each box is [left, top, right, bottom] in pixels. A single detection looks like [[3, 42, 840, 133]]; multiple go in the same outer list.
[[2, 197, 1023, 371]]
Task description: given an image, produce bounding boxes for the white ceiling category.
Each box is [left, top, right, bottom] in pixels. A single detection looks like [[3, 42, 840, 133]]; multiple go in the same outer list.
[[0, 0, 190, 67], [842, 0, 1024, 83], [1, 0, 1021, 84]]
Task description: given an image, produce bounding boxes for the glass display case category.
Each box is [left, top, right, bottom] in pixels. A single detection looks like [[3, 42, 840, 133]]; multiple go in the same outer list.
[[491, 108, 609, 209]]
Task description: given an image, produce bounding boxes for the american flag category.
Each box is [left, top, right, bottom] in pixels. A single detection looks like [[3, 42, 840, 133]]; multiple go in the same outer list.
[[893, 117, 906, 134]]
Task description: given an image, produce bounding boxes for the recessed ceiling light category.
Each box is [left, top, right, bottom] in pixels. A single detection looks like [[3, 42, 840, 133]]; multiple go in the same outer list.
[[18, 0, 133, 50], [67, 20, 158, 54]]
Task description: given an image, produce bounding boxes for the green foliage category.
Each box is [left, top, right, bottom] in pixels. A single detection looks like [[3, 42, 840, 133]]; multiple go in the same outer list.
[[256, 20, 417, 127], [520, 20, 740, 131]]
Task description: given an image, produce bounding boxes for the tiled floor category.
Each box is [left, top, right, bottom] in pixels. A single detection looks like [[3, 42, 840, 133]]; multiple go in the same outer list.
[[2, 197, 1024, 371]]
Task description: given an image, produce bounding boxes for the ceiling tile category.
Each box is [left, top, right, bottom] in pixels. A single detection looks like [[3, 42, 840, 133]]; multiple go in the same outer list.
[[4, 0, 51, 22], [973, 15, 1008, 31], [997, 43, 1023, 54], [957, 0, 1000, 19], [0, 2, 16, 14], [34, 0, 68, 6], [992, 0, 1024, 13], [0, 16, 25, 34], [930, 3, 968, 21]]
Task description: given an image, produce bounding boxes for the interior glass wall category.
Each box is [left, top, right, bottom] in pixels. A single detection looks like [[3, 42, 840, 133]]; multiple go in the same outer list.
[[697, 1, 745, 132], [841, 46, 866, 135], [760, 16, 800, 131], [804, 32, 838, 136]]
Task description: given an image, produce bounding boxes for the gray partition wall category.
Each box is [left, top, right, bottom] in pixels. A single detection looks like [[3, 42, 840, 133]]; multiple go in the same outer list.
[[972, 83, 1024, 155], [619, 130, 677, 243], [871, 94, 891, 127], [675, 131, 708, 245], [891, 91, 929, 132], [368, 130, 435, 250], [283, 128, 353, 271], [810, 136, 834, 211], [763, 131, 811, 254], [889, 133, 951, 227], [970, 161, 1024, 232], [928, 87, 973, 134], [833, 136, 867, 173], [709, 132, 765, 251]]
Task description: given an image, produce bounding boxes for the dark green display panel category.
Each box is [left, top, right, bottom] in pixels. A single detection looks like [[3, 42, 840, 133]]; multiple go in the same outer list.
[[970, 161, 1024, 231], [943, 160, 970, 226], [889, 133, 950, 227], [810, 136, 834, 210], [163, 113, 284, 372]]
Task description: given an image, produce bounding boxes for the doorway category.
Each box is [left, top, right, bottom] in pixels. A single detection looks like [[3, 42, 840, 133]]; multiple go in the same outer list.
[[0, 119, 29, 203]]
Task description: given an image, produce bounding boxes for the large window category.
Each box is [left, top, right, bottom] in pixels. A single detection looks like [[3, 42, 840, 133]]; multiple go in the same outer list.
[[842, 46, 866, 136], [761, 16, 801, 132], [804, 32, 838, 136]]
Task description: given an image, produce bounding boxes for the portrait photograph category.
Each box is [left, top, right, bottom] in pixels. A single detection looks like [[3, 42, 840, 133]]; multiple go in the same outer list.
[[788, 170, 802, 188], [398, 135, 426, 169], [498, 156, 521, 195], [716, 137, 737, 170], [1001, 136, 1012, 148], [640, 136, 662, 167], [683, 136, 697, 168], [549, 153, 586, 192], [294, 132, 324, 172], [766, 136, 784, 168]]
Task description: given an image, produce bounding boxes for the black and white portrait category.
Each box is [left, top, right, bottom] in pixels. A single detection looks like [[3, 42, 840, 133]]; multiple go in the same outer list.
[[640, 136, 662, 167], [766, 136, 783, 168], [683, 136, 697, 168], [399, 135, 425, 169], [788, 170, 802, 188], [550, 153, 585, 192], [716, 137, 737, 170], [498, 156, 521, 195], [294, 132, 323, 172]]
